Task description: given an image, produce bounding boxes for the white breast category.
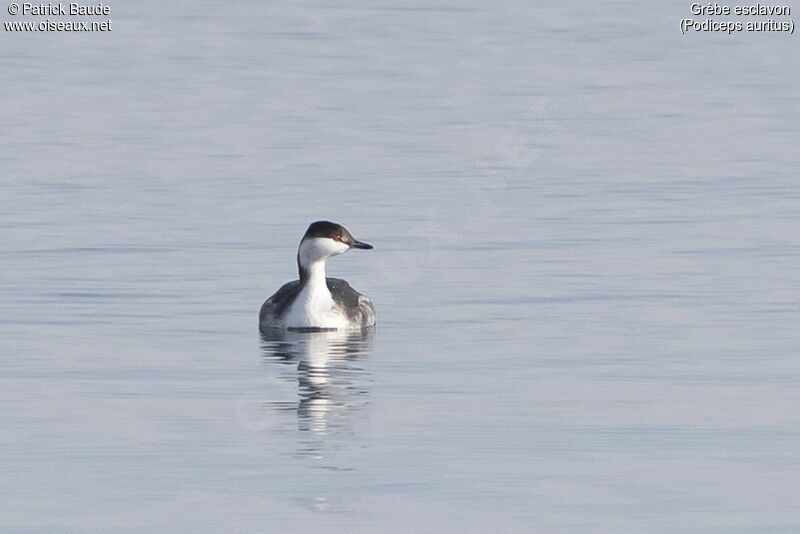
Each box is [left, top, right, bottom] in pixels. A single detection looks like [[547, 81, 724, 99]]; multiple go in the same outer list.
[[282, 279, 349, 329]]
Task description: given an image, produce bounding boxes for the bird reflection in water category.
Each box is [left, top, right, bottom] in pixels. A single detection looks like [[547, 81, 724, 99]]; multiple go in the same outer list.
[[260, 328, 373, 453]]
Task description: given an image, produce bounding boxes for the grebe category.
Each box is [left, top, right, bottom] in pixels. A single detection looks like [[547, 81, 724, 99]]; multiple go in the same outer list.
[[259, 221, 375, 331]]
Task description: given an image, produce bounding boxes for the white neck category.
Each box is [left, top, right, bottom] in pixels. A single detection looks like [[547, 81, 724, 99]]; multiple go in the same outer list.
[[303, 259, 329, 296], [286, 238, 350, 329]]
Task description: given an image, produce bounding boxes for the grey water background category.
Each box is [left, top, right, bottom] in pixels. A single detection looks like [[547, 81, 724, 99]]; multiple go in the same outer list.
[[2, 1, 799, 532]]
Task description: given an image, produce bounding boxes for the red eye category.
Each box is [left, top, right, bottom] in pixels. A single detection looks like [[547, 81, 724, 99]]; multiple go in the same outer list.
[[333, 235, 341, 241]]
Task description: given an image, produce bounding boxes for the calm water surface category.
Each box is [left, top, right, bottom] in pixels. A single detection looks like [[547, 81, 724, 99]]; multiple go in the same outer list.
[[2, 1, 799, 532]]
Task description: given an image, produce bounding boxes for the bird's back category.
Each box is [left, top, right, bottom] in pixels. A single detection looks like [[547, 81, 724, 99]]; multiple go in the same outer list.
[[259, 277, 375, 330], [259, 280, 302, 328], [326, 277, 376, 328]]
